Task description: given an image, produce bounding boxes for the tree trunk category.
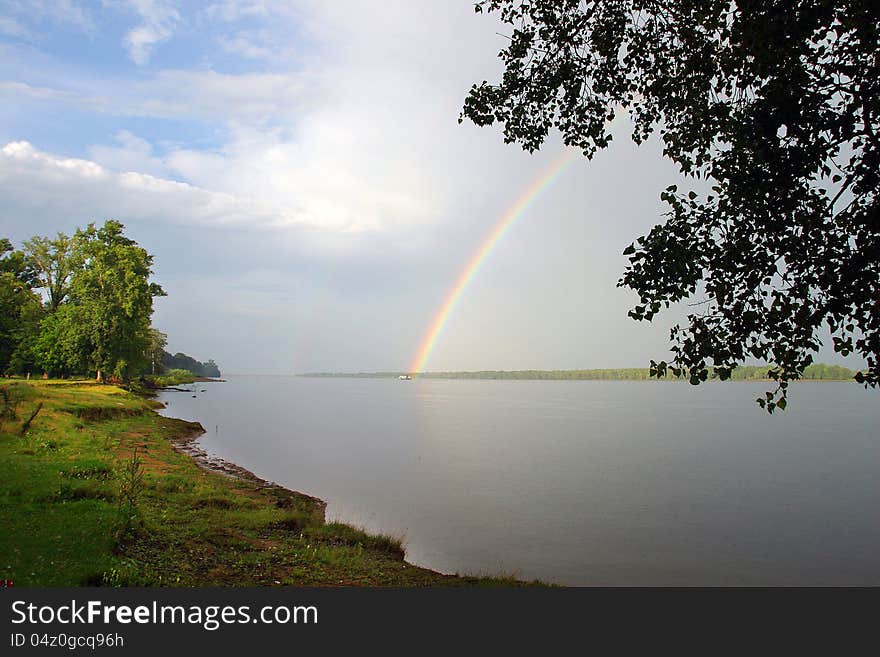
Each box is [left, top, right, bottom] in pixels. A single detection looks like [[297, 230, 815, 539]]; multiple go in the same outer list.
[[96, 369, 103, 383]]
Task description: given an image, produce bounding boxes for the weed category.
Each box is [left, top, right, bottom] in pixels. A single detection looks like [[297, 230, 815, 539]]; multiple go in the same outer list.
[[115, 448, 145, 542], [61, 461, 114, 481], [148, 474, 194, 493], [307, 522, 406, 558], [100, 568, 123, 587], [48, 478, 114, 502]]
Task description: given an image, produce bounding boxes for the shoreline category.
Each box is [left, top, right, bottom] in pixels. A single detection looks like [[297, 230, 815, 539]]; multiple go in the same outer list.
[[155, 374, 859, 583], [163, 404, 328, 520], [158, 385, 519, 585], [2, 380, 529, 586], [298, 374, 857, 383], [154, 396, 470, 583]]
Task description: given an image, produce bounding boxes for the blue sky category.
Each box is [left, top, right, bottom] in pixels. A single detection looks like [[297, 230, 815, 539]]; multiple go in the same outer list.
[[3, 2, 204, 151], [0, 1, 857, 374]]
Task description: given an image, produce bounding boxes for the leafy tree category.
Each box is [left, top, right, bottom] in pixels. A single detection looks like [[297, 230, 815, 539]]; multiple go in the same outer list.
[[4, 301, 43, 376], [0, 273, 42, 374], [161, 351, 221, 377], [0, 238, 37, 287], [30, 304, 91, 377], [462, 0, 879, 410], [0, 240, 42, 373], [146, 329, 168, 375], [23, 232, 78, 312], [68, 221, 166, 382]]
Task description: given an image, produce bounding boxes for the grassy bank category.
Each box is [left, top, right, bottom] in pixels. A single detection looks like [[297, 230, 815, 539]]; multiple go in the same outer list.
[[0, 380, 528, 586]]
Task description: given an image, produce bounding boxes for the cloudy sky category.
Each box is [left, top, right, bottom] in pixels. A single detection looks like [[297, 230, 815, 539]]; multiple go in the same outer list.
[[0, 0, 845, 375]]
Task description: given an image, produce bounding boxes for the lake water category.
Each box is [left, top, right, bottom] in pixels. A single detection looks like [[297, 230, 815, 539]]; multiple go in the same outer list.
[[158, 377, 880, 585]]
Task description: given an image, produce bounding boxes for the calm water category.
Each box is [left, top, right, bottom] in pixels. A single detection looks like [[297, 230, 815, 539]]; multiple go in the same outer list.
[[159, 377, 880, 585]]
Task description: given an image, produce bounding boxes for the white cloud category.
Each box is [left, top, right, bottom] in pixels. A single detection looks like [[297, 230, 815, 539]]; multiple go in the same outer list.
[[0, 0, 722, 374], [0, 140, 311, 230], [217, 28, 297, 61], [120, 0, 181, 65], [0, 2, 547, 248], [0, 69, 309, 124], [135, 69, 308, 121], [0, 0, 94, 33], [87, 130, 168, 177], [218, 31, 275, 59], [0, 80, 74, 102], [164, 102, 446, 235], [201, 1, 272, 23]]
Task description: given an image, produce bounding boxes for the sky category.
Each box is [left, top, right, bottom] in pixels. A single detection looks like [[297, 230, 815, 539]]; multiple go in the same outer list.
[[0, 1, 852, 375]]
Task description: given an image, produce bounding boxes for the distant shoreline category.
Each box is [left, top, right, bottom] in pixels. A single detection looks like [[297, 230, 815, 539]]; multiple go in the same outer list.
[[297, 364, 857, 383]]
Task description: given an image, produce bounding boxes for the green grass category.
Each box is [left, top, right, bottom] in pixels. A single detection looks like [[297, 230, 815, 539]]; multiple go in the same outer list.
[[0, 380, 536, 587], [142, 368, 196, 388]]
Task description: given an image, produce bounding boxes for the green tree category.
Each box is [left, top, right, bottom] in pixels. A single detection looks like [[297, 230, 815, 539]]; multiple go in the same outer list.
[[0, 272, 42, 374], [23, 232, 78, 312], [462, 1, 879, 410], [0, 239, 42, 374], [0, 238, 37, 286], [4, 301, 44, 376], [68, 221, 166, 382], [31, 304, 91, 377], [146, 328, 168, 375], [161, 351, 221, 377]]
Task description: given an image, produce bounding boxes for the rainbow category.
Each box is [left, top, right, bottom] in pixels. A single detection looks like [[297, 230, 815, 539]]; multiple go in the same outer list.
[[409, 148, 580, 374]]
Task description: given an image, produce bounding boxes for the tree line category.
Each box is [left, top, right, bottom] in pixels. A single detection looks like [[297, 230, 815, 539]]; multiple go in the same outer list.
[[162, 351, 220, 378], [1, 221, 218, 382], [301, 365, 854, 381]]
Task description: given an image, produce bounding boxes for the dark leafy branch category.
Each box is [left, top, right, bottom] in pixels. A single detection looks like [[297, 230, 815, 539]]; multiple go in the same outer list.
[[462, 0, 879, 411]]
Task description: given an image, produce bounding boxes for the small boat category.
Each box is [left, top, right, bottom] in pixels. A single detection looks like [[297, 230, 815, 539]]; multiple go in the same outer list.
[[398, 374, 412, 380]]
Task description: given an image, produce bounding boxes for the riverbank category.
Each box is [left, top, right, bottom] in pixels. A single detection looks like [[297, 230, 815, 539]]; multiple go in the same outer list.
[[0, 380, 530, 586]]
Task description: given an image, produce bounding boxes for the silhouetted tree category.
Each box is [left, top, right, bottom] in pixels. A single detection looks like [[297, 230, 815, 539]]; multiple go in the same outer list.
[[462, 0, 879, 410]]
